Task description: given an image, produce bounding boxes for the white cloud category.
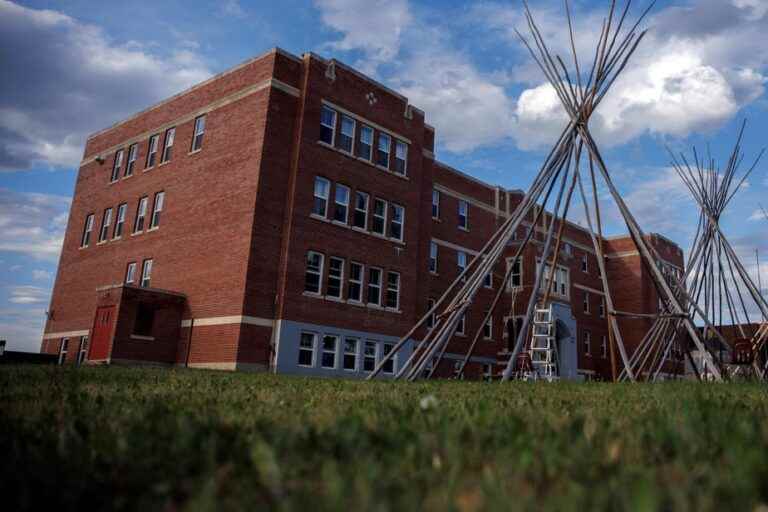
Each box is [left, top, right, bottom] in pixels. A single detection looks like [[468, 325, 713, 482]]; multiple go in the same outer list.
[[8, 285, 49, 305], [315, 0, 412, 75], [32, 269, 53, 280], [0, 0, 212, 171], [749, 208, 768, 221], [221, 0, 246, 18], [0, 188, 70, 260], [0, 307, 46, 352]]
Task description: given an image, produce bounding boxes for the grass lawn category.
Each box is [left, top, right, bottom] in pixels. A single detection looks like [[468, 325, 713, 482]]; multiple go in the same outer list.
[[2, 365, 768, 511]]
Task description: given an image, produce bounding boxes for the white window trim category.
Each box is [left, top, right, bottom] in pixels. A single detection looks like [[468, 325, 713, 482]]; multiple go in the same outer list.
[[601, 335, 608, 358], [111, 149, 124, 182], [358, 124, 373, 161], [377, 133, 391, 169], [483, 313, 493, 340], [81, 214, 94, 248], [432, 189, 440, 220], [363, 340, 377, 373], [321, 334, 339, 369], [134, 197, 148, 233], [458, 200, 469, 231], [429, 241, 438, 274], [146, 134, 159, 168], [305, 251, 325, 295], [339, 114, 356, 154], [161, 127, 175, 163], [313, 176, 330, 218], [506, 257, 523, 290], [191, 115, 206, 152], [125, 262, 137, 284], [386, 271, 401, 310], [320, 105, 337, 146], [348, 261, 364, 303], [381, 342, 396, 375], [326, 256, 345, 300], [58, 338, 69, 365], [333, 184, 350, 224], [353, 191, 369, 230], [298, 331, 317, 368], [372, 198, 387, 236], [389, 203, 405, 242], [367, 266, 383, 306], [343, 337, 359, 371], [141, 259, 153, 288], [99, 208, 113, 243], [584, 330, 592, 357], [583, 291, 590, 314], [125, 144, 138, 176], [114, 203, 127, 239], [394, 139, 408, 176], [150, 191, 164, 229]]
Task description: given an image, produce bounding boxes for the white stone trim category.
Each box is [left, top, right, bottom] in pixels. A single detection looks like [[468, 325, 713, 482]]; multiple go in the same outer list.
[[574, 283, 605, 296], [431, 237, 480, 256], [181, 315, 274, 328], [82, 78, 298, 166], [42, 330, 89, 340], [321, 99, 412, 144]]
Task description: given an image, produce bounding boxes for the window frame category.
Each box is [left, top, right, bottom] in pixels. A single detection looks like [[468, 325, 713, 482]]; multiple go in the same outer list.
[[113, 203, 127, 239], [81, 213, 94, 248], [429, 241, 438, 274], [134, 197, 148, 233], [110, 149, 124, 182], [394, 140, 408, 175], [320, 105, 337, 146], [326, 256, 345, 300], [457, 251, 467, 279], [431, 190, 440, 219], [140, 258, 153, 288], [298, 331, 317, 367], [367, 266, 383, 306], [385, 271, 400, 310], [343, 337, 359, 371], [376, 133, 391, 169], [191, 115, 206, 152], [581, 254, 589, 273], [338, 114, 355, 153], [584, 330, 592, 357], [149, 191, 165, 229], [382, 342, 395, 375], [304, 251, 324, 295], [363, 340, 377, 372], [507, 258, 523, 289], [77, 336, 89, 365], [125, 143, 138, 177], [125, 262, 137, 284], [583, 290, 590, 314], [161, 127, 175, 163], [321, 334, 339, 369], [601, 335, 608, 358], [456, 313, 466, 336], [371, 198, 387, 236], [98, 208, 113, 243], [353, 191, 369, 230], [427, 298, 436, 329], [58, 338, 69, 365], [458, 199, 469, 230], [483, 311, 493, 340], [313, 176, 330, 218], [348, 261, 364, 303], [389, 203, 404, 241], [358, 124, 373, 161], [333, 183, 350, 224], [146, 134, 159, 168]]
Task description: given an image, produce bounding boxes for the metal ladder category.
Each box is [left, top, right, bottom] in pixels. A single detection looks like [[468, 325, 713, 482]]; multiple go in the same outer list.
[[530, 305, 559, 381]]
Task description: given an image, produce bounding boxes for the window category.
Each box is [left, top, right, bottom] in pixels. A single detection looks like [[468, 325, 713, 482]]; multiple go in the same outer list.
[[372, 198, 387, 235], [134, 303, 154, 336], [432, 190, 440, 219], [584, 330, 591, 356], [581, 254, 588, 273], [427, 298, 436, 329], [353, 191, 369, 229], [191, 115, 206, 151], [125, 144, 138, 177], [348, 262, 363, 302], [320, 106, 336, 145], [483, 363, 493, 382], [146, 134, 159, 168], [508, 258, 522, 288], [429, 242, 438, 273], [321, 335, 338, 369], [483, 312, 493, 340], [58, 338, 69, 365], [313, 177, 330, 217], [363, 341, 377, 372], [389, 204, 404, 241], [77, 336, 89, 365], [563, 243, 573, 256], [343, 338, 358, 371], [358, 125, 373, 161], [458, 200, 469, 230], [539, 262, 569, 298], [377, 133, 390, 168], [484, 272, 493, 288], [382, 342, 395, 374], [333, 184, 350, 223], [298, 332, 316, 367], [327, 257, 344, 299], [599, 298, 605, 318], [601, 335, 608, 358], [98, 208, 112, 243], [113, 203, 127, 239], [304, 251, 324, 294], [394, 140, 407, 175], [134, 197, 148, 233], [456, 313, 466, 336], [110, 149, 124, 182], [583, 291, 590, 314], [140, 259, 153, 288], [338, 115, 355, 153], [150, 191, 165, 229], [81, 214, 94, 248], [161, 127, 175, 163], [125, 262, 137, 284], [368, 267, 382, 305], [457, 251, 467, 279], [386, 272, 400, 310]]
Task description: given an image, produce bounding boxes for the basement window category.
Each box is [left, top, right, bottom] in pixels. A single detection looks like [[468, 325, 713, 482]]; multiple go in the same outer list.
[[377, 133, 390, 168], [81, 214, 94, 248], [358, 125, 373, 161], [338, 115, 355, 153], [343, 337, 358, 371], [161, 127, 175, 163], [382, 343, 395, 374], [363, 340, 376, 372], [125, 144, 138, 177], [321, 335, 338, 369], [304, 251, 324, 294], [298, 332, 316, 367], [191, 115, 206, 151], [320, 106, 336, 145], [110, 149, 124, 182], [133, 303, 155, 337]]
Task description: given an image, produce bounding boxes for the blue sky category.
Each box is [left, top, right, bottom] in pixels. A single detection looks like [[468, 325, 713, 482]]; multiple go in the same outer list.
[[1, 0, 767, 352]]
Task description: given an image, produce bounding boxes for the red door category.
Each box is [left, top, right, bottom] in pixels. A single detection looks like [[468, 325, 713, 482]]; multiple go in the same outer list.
[[89, 306, 116, 361]]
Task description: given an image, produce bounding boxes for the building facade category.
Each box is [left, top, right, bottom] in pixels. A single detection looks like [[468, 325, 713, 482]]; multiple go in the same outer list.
[[41, 48, 685, 380]]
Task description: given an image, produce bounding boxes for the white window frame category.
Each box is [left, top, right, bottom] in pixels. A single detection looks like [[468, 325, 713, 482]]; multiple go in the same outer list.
[[382, 342, 396, 375], [599, 298, 606, 318], [583, 291, 590, 314], [338, 114, 355, 153], [363, 340, 377, 372], [507, 258, 523, 289], [394, 140, 408, 175], [458, 200, 469, 230], [372, 198, 387, 236], [140, 258, 153, 288], [348, 262, 364, 303], [601, 335, 608, 358], [321, 334, 338, 369], [125, 143, 138, 177], [298, 331, 317, 367], [386, 271, 400, 310], [150, 191, 165, 229], [333, 184, 350, 224], [99, 208, 112, 243], [320, 105, 337, 145], [429, 241, 438, 273], [113, 203, 127, 239], [81, 214, 94, 248], [58, 338, 69, 365], [582, 254, 588, 273], [191, 115, 206, 151], [111, 149, 124, 182], [77, 336, 89, 365], [358, 124, 373, 161], [125, 262, 137, 284], [389, 203, 404, 241], [161, 127, 175, 163], [432, 190, 440, 219], [353, 191, 369, 230], [377, 133, 391, 169], [538, 260, 570, 299], [313, 176, 330, 217], [146, 134, 159, 168], [367, 267, 383, 306], [343, 337, 359, 371], [482, 363, 493, 381], [457, 251, 467, 279], [584, 330, 592, 357], [326, 256, 345, 299], [134, 197, 148, 233], [305, 251, 324, 295]]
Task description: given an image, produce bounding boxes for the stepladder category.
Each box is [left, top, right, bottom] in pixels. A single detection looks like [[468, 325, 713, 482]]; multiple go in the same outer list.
[[530, 305, 559, 381]]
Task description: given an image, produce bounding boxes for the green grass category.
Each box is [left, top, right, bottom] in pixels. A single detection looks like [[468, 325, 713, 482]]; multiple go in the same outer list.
[[2, 365, 768, 511]]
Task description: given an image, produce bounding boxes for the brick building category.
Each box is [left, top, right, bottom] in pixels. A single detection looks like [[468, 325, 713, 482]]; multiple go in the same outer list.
[[41, 48, 686, 380]]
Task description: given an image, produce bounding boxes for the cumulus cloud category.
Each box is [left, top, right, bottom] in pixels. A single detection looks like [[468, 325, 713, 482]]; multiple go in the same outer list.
[[0, 0, 212, 171], [315, 0, 412, 75], [8, 286, 49, 305], [0, 188, 70, 261]]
